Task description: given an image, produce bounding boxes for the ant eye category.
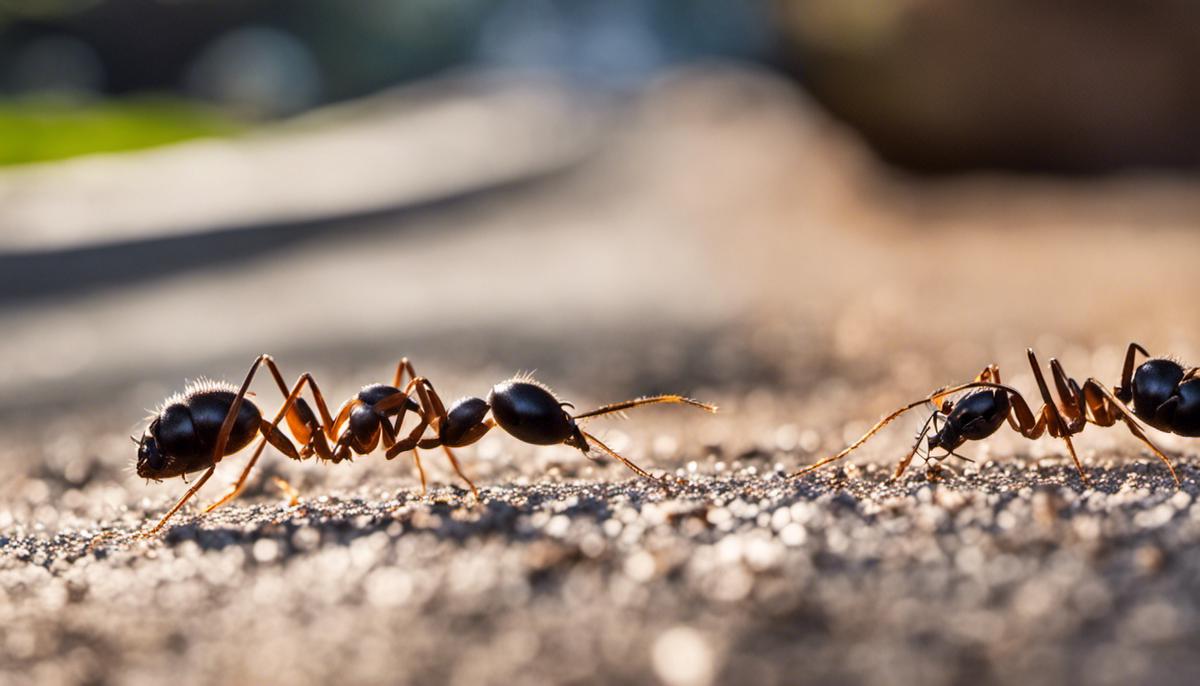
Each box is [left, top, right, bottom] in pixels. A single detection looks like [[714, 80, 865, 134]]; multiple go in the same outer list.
[[138, 437, 165, 470]]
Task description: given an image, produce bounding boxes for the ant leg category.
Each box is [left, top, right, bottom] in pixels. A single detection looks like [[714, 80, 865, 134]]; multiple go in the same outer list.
[[893, 411, 941, 479], [1118, 342, 1151, 401], [791, 380, 1022, 478], [580, 430, 669, 484], [273, 476, 301, 507], [573, 395, 717, 421], [329, 400, 356, 439], [259, 357, 338, 443], [205, 373, 320, 513], [441, 445, 480, 499], [377, 410, 429, 496], [1049, 358, 1088, 431], [1087, 378, 1180, 485], [373, 390, 423, 433], [141, 467, 217, 537], [412, 377, 449, 423], [974, 365, 1000, 383], [384, 378, 444, 460], [392, 357, 418, 388], [1027, 349, 1091, 485], [411, 449, 428, 495], [1081, 379, 1118, 427]]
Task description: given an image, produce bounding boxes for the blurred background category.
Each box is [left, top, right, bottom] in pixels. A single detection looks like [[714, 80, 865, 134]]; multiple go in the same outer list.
[[4, 0, 1200, 438], [4, 1, 1200, 684]]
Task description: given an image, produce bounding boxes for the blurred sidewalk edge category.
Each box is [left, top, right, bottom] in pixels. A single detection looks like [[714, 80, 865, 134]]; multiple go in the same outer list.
[[0, 69, 611, 262]]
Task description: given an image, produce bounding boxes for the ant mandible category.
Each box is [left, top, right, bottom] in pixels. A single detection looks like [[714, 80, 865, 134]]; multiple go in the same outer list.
[[130, 355, 717, 536], [791, 343, 1187, 487]]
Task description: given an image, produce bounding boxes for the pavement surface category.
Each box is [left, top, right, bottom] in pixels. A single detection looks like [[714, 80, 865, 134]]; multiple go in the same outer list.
[[4, 65, 1200, 686]]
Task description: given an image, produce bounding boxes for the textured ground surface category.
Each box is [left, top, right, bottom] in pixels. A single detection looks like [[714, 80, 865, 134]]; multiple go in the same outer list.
[[4, 443, 1200, 686], [4, 66, 1200, 685]]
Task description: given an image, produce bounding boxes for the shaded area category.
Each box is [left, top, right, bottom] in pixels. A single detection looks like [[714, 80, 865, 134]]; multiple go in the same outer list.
[[0, 164, 568, 305]]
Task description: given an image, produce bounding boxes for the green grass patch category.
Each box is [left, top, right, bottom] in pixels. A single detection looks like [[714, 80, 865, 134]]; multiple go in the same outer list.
[[0, 97, 243, 166]]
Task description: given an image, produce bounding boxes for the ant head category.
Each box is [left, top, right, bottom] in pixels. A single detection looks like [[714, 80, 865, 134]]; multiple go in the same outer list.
[[927, 424, 963, 455], [133, 423, 170, 480], [563, 426, 590, 454]]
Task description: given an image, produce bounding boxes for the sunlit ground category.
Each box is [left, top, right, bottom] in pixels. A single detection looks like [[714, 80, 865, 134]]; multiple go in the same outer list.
[[3, 64, 1200, 686]]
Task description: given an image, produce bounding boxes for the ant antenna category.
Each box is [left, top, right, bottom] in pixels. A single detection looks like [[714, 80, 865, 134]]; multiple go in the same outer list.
[[574, 395, 717, 421], [912, 411, 940, 463]]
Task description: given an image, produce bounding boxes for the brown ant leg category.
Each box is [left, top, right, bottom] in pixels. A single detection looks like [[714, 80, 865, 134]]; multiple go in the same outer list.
[[392, 357, 418, 388], [373, 389, 422, 425], [573, 395, 717, 420], [1027, 349, 1091, 486], [790, 380, 1007, 478], [442, 445, 480, 499], [414, 377, 449, 424], [974, 365, 1000, 384], [1080, 379, 1118, 427], [1049, 358, 1088, 431], [205, 373, 321, 513], [272, 476, 301, 507], [381, 378, 449, 496], [1087, 378, 1181, 486], [384, 377, 442, 458], [408, 379, 480, 498], [259, 358, 338, 443], [1117, 342, 1151, 401], [381, 378, 480, 498], [141, 467, 217, 537], [580, 430, 669, 484], [383, 415, 434, 459], [411, 449, 428, 494], [376, 407, 429, 496]]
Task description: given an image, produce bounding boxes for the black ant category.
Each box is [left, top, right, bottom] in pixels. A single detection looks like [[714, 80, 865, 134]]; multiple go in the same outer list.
[[374, 373, 716, 482], [792, 343, 1187, 486], [127, 355, 716, 536]]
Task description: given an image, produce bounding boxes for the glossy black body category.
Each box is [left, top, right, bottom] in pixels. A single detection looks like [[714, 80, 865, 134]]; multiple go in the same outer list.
[[137, 387, 262, 480], [929, 388, 1012, 452], [441, 397, 490, 446], [1131, 359, 1200, 437], [487, 381, 576, 445], [347, 383, 419, 452]]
